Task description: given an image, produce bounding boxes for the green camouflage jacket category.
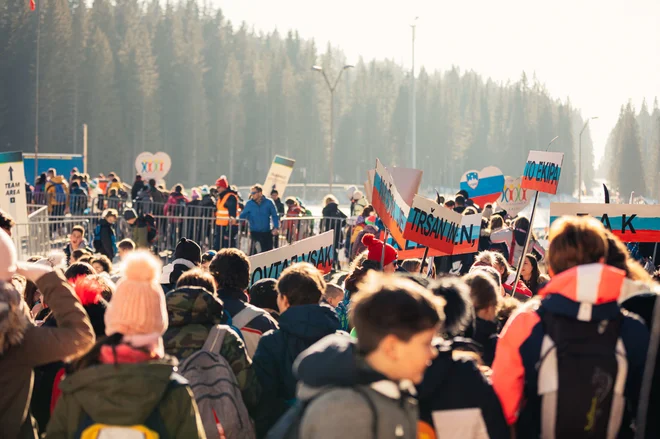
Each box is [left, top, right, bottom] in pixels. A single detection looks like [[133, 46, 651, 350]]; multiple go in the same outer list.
[[163, 286, 261, 412]]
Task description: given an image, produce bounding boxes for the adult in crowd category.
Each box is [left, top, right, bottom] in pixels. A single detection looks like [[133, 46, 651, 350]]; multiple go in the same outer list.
[[131, 174, 145, 201], [215, 175, 240, 250], [490, 216, 545, 267], [240, 184, 280, 254], [520, 253, 544, 296], [46, 251, 206, 438], [123, 208, 157, 250], [462, 270, 500, 367], [0, 229, 94, 439], [321, 194, 347, 268], [491, 216, 649, 438], [209, 248, 278, 358], [45, 168, 69, 217], [93, 209, 118, 260], [160, 238, 202, 293], [252, 263, 340, 436], [270, 189, 285, 216], [249, 278, 280, 321]]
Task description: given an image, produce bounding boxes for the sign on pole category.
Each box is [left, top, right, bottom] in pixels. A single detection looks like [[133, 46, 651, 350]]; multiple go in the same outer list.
[[264, 155, 296, 197], [0, 152, 28, 227], [521, 151, 564, 195], [248, 231, 334, 286], [404, 195, 482, 255], [371, 159, 410, 248], [550, 203, 660, 242], [135, 152, 172, 181]]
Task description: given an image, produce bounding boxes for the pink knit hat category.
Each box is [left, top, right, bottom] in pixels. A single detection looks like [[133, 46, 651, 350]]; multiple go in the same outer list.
[[104, 251, 168, 336]]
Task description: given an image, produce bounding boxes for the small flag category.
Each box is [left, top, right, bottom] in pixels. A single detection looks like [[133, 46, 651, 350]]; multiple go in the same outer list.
[[30, 0, 35, 10]]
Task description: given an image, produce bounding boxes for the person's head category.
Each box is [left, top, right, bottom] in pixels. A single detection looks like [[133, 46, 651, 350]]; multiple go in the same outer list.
[[428, 276, 473, 337], [201, 250, 217, 271], [117, 239, 135, 260], [464, 271, 499, 322], [102, 209, 118, 224], [444, 200, 456, 210], [174, 184, 183, 194], [249, 278, 279, 313], [135, 175, 142, 182], [351, 272, 444, 384], [401, 259, 422, 274], [47, 168, 56, 178], [547, 216, 609, 276], [455, 195, 466, 208], [176, 268, 217, 295], [148, 178, 157, 188], [457, 189, 470, 200], [323, 194, 338, 207], [173, 238, 202, 266], [70, 248, 91, 265], [521, 254, 540, 281], [362, 205, 374, 218], [104, 251, 167, 337], [123, 208, 137, 225], [210, 248, 250, 293], [0, 281, 29, 355], [0, 209, 15, 237], [492, 252, 512, 279], [324, 283, 344, 308], [69, 225, 85, 248], [71, 181, 80, 190], [362, 233, 398, 273], [91, 255, 112, 274], [216, 176, 229, 191], [489, 215, 505, 232], [276, 262, 326, 313], [108, 188, 118, 197], [270, 189, 279, 201], [472, 251, 496, 270], [250, 184, 264, 202], [37, 173, 47, 185], [285, 197, 298, 208], [65, 262, 96, 281]]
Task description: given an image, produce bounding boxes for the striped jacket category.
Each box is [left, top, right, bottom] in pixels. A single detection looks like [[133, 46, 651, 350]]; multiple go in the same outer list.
[[491, 263, 649, 438]]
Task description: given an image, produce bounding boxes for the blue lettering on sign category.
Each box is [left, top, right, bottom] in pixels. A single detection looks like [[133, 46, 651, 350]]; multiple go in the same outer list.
[[375, 172, 407, 233]]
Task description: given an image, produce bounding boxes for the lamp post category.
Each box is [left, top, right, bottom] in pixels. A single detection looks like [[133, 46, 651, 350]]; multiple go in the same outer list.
[[312, 64, 353, 193], [579, 116, 598, 203], [411, 17, 418, 169]]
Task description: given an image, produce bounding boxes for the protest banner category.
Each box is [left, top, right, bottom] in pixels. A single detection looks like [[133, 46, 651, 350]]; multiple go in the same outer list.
[[249, 231, 334, 285], [371, 159, 411, 248], [404, 195, 482, 255], [521, 150, 564, 195], [459, 166, 505, 207], [550, 203, 660, 242], [264, 155, 295, 196], [135, 152, 172, 181], [499, 176, 535, 216]]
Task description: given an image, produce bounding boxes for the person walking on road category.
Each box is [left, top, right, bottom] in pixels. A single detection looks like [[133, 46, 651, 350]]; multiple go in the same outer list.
[[240, 184, 279, 254]]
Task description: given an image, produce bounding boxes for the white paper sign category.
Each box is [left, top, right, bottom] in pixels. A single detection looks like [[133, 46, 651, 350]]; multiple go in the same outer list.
[[135, 152, 172, 181], [264, 155, 296, 197]]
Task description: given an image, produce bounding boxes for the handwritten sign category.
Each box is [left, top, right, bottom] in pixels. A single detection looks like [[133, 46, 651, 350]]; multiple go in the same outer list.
[[135, 152, 172, 181], [371, 159, 410, 248], [264, 155, 295, 197], [459, 166, 505, 207], [404, 195, 482, 255], [249, 231, 334, 285], [521, 151, 564, 195], [499, 176, 535, 216], [549, 203, 660, 242]]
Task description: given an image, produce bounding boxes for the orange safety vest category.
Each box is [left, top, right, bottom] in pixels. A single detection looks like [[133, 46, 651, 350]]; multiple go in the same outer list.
[[216, 192, 240, 226]]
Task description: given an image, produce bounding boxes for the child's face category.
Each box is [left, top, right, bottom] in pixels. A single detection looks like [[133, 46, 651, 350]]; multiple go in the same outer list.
[[391, 327, 438, 384], [92, 262, 104, 274], [106, 215, 117, 225]]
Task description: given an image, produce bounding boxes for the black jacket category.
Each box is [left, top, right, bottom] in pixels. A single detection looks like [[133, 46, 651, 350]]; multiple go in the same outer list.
[[131, 180, 145, 201], [93, 219, 116, 260], [417, 341, 509, 438], [463, 317, 498, 367], [252, 303, 340, 436]]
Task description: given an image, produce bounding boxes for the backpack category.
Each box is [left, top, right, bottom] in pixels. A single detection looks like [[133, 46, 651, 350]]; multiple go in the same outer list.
[[74, 377, 180, 439], [536, 309, 627, 438], [52, 182, 67, 204], [179, 325, 255, 439]]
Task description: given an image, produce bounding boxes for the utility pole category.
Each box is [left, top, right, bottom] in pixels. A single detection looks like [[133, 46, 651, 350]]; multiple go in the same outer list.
[[411, 17, 418, 169], [34, 0, 42, 180]]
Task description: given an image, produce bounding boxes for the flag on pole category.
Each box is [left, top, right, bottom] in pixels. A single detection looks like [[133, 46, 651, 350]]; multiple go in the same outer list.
[[30, 0, 35, 11]]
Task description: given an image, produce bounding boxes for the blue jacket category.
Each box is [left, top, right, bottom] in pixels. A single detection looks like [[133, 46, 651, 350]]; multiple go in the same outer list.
[[240, 197, 280, 232], [252, 303, 339, 437]]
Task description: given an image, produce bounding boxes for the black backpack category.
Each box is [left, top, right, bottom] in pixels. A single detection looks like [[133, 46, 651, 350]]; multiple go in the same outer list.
[[537, 309, 627, 438]]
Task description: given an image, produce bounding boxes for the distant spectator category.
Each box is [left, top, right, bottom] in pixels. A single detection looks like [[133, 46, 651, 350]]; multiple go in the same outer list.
[[117, 239, 135, 261], [323, 283, 344, 308], [93, 209, 118, 260], [63, 226, 92, 265], [131, 175, 145, 201], [201, 250, 216, 271], [69, 249, 91, 265]]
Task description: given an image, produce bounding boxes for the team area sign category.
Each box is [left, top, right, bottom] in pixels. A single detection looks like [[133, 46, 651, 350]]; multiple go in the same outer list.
[[371, 159, 410, 248], [0, 151, 28, 227], [404, 195, 482, 255], [521, 151, 564, 195], [550, 203, 660, 242], [249, 231, 334, 285]]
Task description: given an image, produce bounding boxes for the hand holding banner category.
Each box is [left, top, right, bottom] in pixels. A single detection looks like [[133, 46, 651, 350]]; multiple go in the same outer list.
[[521, 151, 564, 195]]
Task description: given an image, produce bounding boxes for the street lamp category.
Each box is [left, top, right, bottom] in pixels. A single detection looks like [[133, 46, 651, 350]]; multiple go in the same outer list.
[[411, 17, 418, 170], [312, 64, 354, 193], [579, 116, 598, 203]]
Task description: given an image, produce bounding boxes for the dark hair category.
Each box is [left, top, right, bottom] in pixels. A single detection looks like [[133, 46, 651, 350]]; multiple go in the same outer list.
[[174, 184, 183, 193], [492, 251, 512, 281], [351, 273, 443, 354], [429, 276, 473, 337], [464, 271, 499, 311], [71, 249, 91, 261], [277, 263, 326, 306], [249, 278, 279, 312], [109, 189, 118, 197], [604, 228, 653, 282], [251, 184, 263, 193], [95, 275, 115, 301], [37, 173, 47, 185], [117, 239, 135, 252], [271, 189, 279, 195], [148, 178, 156, 187], [65, 262, 96, 280], [489, 215, 505, 231], [445, 200, 456, 209], [176, 268, 217, 294], [77, 255, 92, 264], [362, 205, 374, 217], [71, 225, 85, 236], [71, 181, 79, 189], [210, 248, 250, 291], [91, 255, 112, 273], [455, 195, 466, 206], [202, 251, 217, 263], [522, 254, 541, 295], [71, 333, 125, 371], [0, 209, 15, 232]]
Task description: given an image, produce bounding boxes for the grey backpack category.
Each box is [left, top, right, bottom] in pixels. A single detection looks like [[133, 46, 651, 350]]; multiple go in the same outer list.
[[179, 325, 256, 439]]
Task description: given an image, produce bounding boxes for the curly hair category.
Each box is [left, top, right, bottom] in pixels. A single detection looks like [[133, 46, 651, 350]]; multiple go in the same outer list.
[[209, 248, 251, 291]]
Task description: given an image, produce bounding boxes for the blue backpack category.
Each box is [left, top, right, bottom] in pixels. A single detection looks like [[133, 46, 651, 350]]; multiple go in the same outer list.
[[53, 183, 67, 204]]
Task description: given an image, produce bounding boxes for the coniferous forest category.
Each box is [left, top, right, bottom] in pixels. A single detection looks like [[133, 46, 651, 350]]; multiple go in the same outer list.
[[1, 0, 656, 197]]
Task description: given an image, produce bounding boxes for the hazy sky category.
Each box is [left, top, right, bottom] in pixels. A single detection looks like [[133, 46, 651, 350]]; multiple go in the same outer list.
[[219, 0, 660, 166]]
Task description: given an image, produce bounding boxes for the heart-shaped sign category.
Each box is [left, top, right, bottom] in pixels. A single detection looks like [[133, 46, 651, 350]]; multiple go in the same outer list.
[[135, 151, 172, 181], [459, 166, 505, 207], [499, 176, 535, 216]]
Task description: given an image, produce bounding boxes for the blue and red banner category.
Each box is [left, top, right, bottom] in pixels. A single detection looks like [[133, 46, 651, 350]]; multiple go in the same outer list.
[[521, 151, 564, 195], [549, 203, 660, 243], [371, 159, 411, 249], [459, 166, 505, 207]]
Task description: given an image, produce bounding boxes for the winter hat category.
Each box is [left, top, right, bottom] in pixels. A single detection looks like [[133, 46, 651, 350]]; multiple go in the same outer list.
[[174, 238, 202, 265], [346, 185, 358, 200], [216, 176, 229, 190], [200, 185, 210, 197], [364, 215, 378, 228], [353, 190, 364, 201], [0, 229, 17, 282], [105, 251, 168, 336], [123, 208, 137, 222], [362, 233, 398, 267], [249, 278, 279, 312]]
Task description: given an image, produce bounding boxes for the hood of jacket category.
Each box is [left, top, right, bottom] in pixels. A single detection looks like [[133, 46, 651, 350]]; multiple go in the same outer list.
[[166, 286, 223, 327], [279, 303, 339, 341], [294, 333, 391, 401], [322, 203, 342, 217], [160, 259, 196, 285], [59, 359, 178, 424], [539, 263, 626, 321]]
